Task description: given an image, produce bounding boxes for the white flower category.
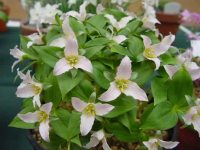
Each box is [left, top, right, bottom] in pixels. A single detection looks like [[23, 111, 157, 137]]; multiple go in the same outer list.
[[66, 2, 88, 21], [10, 46, 25, 72], [53, 35, 92, 76], [183, 105, 200, 137], [27, 33, 43, 48], [29, 2, 43, 25], [50, 16, 75, 48], [111, 0, 129, 5], [96, 4, 105, 15], [142, 34, 175, 70], [99, 56, 148, 102], [85, 129, 111, 150], [164, 50, 200, 80], [72, 98, 114, 136], [68, 0, 76, 7], [16, 70, 42, 107], [18, 102, 52, 142], [105, 14, 133, 31], [191, 40, 200, 57], [143, 138, 179, 150], [143, 0, 160, 7]]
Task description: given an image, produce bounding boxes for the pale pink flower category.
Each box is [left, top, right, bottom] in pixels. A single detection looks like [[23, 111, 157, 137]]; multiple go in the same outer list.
[[142, 34, 175, 70], [18, 102, 52, 142], [72, 98, 114, 136], [99, 56, 148, 102], [27, 33, 43, 48]]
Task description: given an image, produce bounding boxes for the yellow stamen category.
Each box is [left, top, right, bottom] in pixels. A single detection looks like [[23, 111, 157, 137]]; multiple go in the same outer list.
[[144, 48, 156, 58], [65, 55, 78, 67], [32, 84, 42, 94], [37, 111, 48, 123], [115, 79, 129, 92], [83, 103, 96, 116]]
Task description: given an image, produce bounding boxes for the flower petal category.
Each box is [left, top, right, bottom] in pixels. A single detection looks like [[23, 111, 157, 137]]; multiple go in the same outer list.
[[53, 58, 72, 76], [105, 14, 117, 28], [191, 40, 200, 57], [183, 106, 197, 125], [164, 65, 178, 79], [85, 136, 100, 149], [96, 4, 104, 14], [64, 38, 79, 56], [102, 138, 112, 150], [62, 16, 75, 37], [40, 102, 53, 115], [143, 139, 158, 150], [33, 94, 41, 107], [72, 97, 87, 112], [148, 57, 161, 70], [118, 16, 133, 29], [49, 37, 66, 48], [158, 140, 179, 149], [66, 11, 81, 20], [18, 112, 38, 123], [123, 81, 148, 101], [39, 120, 50, 142], [161, 34, 175, 47], [95, 103, 114, 116], [79, 1, 88, 21], [186, 62, 200, 81], [112, 35, 127, 44], [75, 56, 93, 73], [141, 35, 152, 48], [16, 84, 35, 98], [11, 60, 20, 72], [192, 119, 200, 137], [99, 82, 121, 102], [116, 56, 132, 79], [80, 114, 95, 136]]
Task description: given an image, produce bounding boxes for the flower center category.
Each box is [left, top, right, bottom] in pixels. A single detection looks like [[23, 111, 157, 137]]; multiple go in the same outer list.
[[115, 79, 129, 92], [83, 103, 96, 116], [65, 55, 78, 67], [32, 84, 42, 94], [37, 111, 48, 123], [144, 48, 156, 58]]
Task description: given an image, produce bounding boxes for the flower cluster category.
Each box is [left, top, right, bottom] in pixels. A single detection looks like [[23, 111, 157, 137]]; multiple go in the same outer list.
[[9, 1, 200, 150]]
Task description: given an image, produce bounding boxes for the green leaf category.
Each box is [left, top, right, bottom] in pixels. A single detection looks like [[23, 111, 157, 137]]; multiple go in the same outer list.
[[168, 68, 193, 107], [57, 71, 84, 99], [84, 45, 105, 58], [151, 77, 167, 105], [105, 96, 136, 118], [110, 44, 131, 56], [0, 11, 8, 22], [85, 38, 109, 47], [86, 14, 107, 29], [141, 101, 178, 130]]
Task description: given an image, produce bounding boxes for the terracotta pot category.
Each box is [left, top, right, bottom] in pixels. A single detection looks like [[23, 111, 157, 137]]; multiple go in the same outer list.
[[20, 20, 38, 36], [0, 20, 6, 32], [177, 122, 200, 150], [156, 12, 181, 36]]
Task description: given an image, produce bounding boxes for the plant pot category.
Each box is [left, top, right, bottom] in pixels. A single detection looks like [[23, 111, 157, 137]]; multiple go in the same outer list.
[[27, 130, 45, 150], [20, 20, 38, 36], [156, 12, 181, 36], [0, 20, 7, 32], [177, 122, 200, 150]]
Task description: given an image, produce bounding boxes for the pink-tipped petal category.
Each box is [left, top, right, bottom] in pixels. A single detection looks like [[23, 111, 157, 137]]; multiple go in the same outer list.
[[186, 62, 200, 81], [164, 65, 178, 79], [79, 1, 88, 21], [141, 35, 152, 48], [39, 120, 50, 142], [50, 37, 66, 48], [62, 16, 74, 36], [116, 56, 132, 79], [124, 81, 148, 101], [33, 94, 41, 108], [72, 97, 87, 112], [80, 114, 95, 136], [118, 16, 133, 29], [18, 112, 38, 123], [102, 138, 111, 150], [112, 35, 127, 44], [99, 82, 121, 102], [64, 38, 79, 56], [75, 56, 92, 73], [53, 58, 72, 76], [16, 84, 35, 98], [148, 57, 161, 70], [143, 139, 158, 150], [85, 136, 100, 149], [158, 140, 179, 149], [95, 103, 114, 116], [161, 34, 175, 47], [40, 102, 53, 115]]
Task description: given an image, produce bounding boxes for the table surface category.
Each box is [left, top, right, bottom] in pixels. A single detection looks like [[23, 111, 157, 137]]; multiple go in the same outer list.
[[0, 27, 191, 150]]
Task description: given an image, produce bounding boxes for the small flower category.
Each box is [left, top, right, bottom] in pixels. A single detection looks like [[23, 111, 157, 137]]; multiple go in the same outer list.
[[10, 46, 25, 72], [183, 105, 200, 137], [53, 35, 93, 75], [18, 102, 52, 142], [142, 34, 175, 70], [85, 129, 111, 150], [66, 2, 88, 21], [99, 56, 148, 102], [164, 50, 200, 80], [16, 70, 42, 107], [105, 14, 133, 31], [72, 97, 114, 136], [29, 2, 43, 25], [27, 33, 43, 48], [143, 138, 179, 150]]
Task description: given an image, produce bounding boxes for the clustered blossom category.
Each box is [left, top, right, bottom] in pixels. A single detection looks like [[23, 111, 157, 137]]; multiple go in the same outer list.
[[29, 2, 62, 25]]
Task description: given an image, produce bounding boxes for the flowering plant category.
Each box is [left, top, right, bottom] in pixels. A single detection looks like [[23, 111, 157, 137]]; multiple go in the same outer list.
[[9, 1, 200, 150]]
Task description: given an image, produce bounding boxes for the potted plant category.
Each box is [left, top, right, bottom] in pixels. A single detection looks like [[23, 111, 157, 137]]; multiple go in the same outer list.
[[0, 1, 9, 32], [9, 1, 200, 150]]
